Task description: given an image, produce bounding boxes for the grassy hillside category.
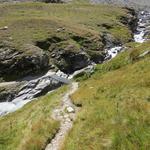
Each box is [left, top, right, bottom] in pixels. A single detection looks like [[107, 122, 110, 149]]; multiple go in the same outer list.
[[0, 2, 136, 81], [0, 42, 149, 150], [0, 2, 133, 48], [0, 85, 68, 150], [1, 2, 149, 150], [62, 42, 150, 150]]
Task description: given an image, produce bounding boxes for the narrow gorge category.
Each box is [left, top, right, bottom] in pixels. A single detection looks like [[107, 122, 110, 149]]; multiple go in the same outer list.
[[0, 10, 149, 116]]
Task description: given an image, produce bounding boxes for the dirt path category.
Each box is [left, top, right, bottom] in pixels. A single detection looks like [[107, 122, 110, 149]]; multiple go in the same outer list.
[[45, 82, 78, 150]]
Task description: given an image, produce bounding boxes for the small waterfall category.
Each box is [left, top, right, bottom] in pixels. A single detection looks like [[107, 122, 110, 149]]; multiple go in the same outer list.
[[105, 10, 150, 61], [134, 11, 150, 43], [105, 46, 124, 60]]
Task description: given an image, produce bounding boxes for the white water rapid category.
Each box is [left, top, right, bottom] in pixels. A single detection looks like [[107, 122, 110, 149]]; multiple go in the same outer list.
[[134, 11, 150, 43]]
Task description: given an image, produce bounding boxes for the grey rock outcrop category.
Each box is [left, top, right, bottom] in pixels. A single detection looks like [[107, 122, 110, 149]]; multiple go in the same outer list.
[[13, 71, 69, 102], [102, 33, 120, 49], [53, 51, 91, 74], [0, 82, 22, 102], [0, 43, 49, 81], [35, 35, 104, 74]]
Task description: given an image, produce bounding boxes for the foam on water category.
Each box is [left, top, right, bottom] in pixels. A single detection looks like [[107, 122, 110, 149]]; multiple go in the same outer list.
[[106, 46, 123, 59]]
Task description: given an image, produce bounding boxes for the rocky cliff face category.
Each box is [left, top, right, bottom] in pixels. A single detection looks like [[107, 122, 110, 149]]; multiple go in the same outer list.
[[35, 34, 105, 74], [0, 43, 49, 81]]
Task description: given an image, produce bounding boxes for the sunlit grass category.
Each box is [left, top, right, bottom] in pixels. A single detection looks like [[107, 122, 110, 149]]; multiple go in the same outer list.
[[62, 42, 150, 150], [0, 85, 68, 150], [0, 2, 132, 49]]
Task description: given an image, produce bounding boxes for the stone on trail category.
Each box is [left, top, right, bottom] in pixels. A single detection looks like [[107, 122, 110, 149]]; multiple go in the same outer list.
[[66, 106, 75, 113], [0, 26, 8, 30]]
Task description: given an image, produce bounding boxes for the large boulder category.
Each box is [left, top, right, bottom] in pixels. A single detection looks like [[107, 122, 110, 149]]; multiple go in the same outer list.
[[54, 51, 91, 74], [0, 82, 22, 102]]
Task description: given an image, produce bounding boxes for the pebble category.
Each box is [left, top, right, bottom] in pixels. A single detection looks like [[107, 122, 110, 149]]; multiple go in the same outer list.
[[0, 26, 8, 30], [66, 106, 75, 113]]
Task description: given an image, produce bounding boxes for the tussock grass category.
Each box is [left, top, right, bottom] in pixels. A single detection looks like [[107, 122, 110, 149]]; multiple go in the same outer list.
[[0, 85, 68, 150], [62, 42, 150, 150]]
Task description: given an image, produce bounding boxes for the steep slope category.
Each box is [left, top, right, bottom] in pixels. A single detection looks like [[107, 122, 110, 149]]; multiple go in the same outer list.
[[62, 41, 150, 150], [0, 2, 149, 150], [0, 85, 68, 150]]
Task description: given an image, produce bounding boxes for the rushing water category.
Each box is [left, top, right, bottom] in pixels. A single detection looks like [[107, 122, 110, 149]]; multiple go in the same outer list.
[[105, 46, 124, 60], [0, 66, 94, 116], [0, 11, 149, 116], [134, 11, 150, 43], [0, 70, 71, 116]]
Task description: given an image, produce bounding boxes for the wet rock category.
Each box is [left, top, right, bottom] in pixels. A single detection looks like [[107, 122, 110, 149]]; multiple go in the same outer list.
[[0, 70, 70, 116], [14, 75, 64, 101], [0, 82, 22, 102]]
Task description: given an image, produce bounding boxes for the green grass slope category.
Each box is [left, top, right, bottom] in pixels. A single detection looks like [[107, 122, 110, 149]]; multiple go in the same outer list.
[[0, 85, 68, 150], [0, 2, 148, 150], [0, 2, 133, 49], [62, 42, 150, 150]]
